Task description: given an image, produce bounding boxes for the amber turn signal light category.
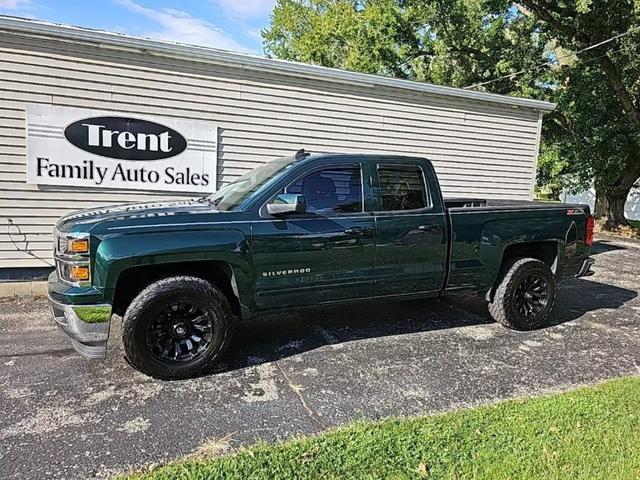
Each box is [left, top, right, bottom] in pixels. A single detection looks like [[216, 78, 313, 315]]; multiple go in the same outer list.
[[69, 265, 90, 281], [68, 238, 89, 254]]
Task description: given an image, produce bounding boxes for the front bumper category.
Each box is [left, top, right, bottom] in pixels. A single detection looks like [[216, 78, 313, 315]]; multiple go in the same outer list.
[[576, 257, 595, 277], [49, 297, 112, 359]]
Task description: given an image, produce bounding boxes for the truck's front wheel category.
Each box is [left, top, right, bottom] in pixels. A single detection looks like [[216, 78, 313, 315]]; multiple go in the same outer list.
[[488, 257, 556, 330], [122, 276, 234, 380]]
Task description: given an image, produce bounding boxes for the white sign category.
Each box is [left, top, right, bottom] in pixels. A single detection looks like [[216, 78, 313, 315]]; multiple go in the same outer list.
[[26, 104, 217, 193]]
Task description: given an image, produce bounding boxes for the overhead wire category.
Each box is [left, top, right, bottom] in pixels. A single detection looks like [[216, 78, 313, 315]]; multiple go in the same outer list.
[[463, 25, 640, 90]]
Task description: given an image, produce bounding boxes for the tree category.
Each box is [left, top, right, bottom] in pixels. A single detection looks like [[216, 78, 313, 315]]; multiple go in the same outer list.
[[543, 53, 639, 223], [263, 0, 640, 227], [264, 0, 544, 87], [263, 0, 426, 79], [536, 143, 567, 200], [518, 0, 640, 227]]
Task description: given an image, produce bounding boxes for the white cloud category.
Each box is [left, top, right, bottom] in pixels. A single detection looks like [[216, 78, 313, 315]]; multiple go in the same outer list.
[[0, 0, 30, 9], [212, 0, 276, 19], [115, 0, 252, 52]]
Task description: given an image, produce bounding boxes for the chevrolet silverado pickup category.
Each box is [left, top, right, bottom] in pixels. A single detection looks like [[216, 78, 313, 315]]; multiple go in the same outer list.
[[49, 150, 595, 379]]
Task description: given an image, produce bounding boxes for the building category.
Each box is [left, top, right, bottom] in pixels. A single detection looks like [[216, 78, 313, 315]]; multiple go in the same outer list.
[[0, 16, 555, 280]]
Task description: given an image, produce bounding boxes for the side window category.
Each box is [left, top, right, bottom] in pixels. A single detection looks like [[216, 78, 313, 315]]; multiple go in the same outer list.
[[285, 165, 362, 214], [377, 164, 428, 211]]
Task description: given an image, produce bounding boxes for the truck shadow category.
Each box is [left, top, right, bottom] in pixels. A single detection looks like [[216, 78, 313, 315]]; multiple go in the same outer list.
[[591, 240, 626, 255], [443, 278, 637, 328], [213, 277, 636, 374], [549, 278, 637, 327]]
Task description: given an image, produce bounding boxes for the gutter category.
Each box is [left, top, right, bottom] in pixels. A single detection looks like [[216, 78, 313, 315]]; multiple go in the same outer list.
[[0, 15, 556, 113]]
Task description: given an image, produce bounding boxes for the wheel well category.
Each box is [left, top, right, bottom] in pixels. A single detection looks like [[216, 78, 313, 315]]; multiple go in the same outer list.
[[111, 261, 241, 318], [501, 241, 559, 273], [486, 241, 559, 302]]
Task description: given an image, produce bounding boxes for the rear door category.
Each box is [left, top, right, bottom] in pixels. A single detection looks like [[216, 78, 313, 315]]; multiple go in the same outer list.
[[372, 159, 447, 296], [252, 160, 376, 309]]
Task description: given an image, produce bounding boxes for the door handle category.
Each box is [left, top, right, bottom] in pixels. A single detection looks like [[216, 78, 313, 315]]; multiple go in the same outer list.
[[344, 227, 373, 236], [417, 224, 443, 232]]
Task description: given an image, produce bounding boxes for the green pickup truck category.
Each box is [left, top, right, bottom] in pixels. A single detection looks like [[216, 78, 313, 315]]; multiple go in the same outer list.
[[49, 150, 595, 379]]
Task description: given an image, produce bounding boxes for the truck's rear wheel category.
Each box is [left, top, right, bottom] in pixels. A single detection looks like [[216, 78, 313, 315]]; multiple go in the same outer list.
[[488, 257, 556, 330], [122, 276, 234, 380]]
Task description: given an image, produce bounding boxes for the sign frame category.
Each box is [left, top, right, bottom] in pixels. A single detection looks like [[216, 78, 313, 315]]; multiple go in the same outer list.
[[26, 104, 218, 194]]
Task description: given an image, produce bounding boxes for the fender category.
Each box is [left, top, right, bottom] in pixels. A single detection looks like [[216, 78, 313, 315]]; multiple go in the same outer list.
[[477, 215, 568, 289], [93, 228, 253, 307]]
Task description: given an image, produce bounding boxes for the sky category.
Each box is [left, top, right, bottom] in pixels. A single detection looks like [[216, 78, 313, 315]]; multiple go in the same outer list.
[[0, 0, 277, 54]]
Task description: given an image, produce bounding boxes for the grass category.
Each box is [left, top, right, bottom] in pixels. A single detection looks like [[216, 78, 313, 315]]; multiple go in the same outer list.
[[629, 219, 640, 229], [123, 377, 640, 480]]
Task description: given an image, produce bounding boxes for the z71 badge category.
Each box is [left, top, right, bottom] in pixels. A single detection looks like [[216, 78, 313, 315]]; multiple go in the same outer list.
[[566, 208, 585, 216]]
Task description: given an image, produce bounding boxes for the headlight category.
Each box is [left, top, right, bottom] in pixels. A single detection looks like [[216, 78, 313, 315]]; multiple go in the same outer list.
[[53, 230, 91, 286], [57, 234, 90, 256], [58, 261, 91, 285]]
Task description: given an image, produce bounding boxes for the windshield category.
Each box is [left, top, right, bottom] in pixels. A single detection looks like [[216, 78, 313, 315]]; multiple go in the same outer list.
[[206, 155, 300, 211]]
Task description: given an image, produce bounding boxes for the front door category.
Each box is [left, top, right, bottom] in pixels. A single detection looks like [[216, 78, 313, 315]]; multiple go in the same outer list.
[[252, 162, 375, 310], [373, 161, 447, 296]]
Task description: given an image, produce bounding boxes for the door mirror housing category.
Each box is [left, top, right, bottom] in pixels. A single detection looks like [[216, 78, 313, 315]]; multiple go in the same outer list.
[[267, 194, 306, 216]]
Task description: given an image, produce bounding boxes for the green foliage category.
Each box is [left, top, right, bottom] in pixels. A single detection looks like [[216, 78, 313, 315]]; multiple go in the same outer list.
[[263, 0, 545, 88], [123, 377, 640, 479], [264, 0, 422, 78], [536, 143, 568, 199]]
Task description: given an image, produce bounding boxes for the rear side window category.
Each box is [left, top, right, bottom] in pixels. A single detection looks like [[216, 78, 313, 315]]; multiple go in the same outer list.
[[377, 164, 428, 211], [285, 165, 363, 214]]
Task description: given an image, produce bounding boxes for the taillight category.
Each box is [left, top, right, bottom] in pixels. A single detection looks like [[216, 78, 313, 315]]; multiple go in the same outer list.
[[585, 215, 595, 246]]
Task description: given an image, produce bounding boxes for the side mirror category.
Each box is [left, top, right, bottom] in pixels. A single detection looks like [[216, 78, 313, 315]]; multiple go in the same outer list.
[[267, 194, 306, 216]]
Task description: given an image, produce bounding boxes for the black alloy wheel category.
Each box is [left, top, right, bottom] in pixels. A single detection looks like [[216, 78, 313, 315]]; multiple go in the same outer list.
[[147, 301, 215, 363], [512, 272, 549, 317]]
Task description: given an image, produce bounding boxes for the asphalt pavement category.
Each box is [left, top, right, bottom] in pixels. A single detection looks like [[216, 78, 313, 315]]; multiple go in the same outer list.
[[1, 238, 639, 479]]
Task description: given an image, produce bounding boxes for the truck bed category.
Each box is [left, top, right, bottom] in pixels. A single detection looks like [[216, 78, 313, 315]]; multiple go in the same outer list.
[[443, 198, 592, 293]]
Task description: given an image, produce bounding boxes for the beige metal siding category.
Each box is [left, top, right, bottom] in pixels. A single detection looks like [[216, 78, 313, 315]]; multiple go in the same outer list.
[[0, 32, 542, 269]]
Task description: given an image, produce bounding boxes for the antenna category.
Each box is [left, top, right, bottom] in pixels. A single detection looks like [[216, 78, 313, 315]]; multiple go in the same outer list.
[[294, 148, 310, 159]]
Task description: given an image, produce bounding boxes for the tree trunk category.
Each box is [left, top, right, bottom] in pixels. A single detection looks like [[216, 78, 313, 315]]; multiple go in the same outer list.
[[594, 191, 608, 219], [596, 152, 640, 229], [604, 191, 629, 228]]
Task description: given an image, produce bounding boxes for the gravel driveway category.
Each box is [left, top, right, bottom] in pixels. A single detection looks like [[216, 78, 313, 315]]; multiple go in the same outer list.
[[1, 238, 639, 479]]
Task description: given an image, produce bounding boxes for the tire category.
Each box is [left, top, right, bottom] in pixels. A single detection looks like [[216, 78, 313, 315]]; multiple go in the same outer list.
[[488, 257, 556, 330], [122, 276, 234, 380]]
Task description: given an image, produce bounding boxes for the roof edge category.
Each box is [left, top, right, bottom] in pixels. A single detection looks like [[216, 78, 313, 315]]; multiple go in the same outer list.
[[0, 15, 556, 113]]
